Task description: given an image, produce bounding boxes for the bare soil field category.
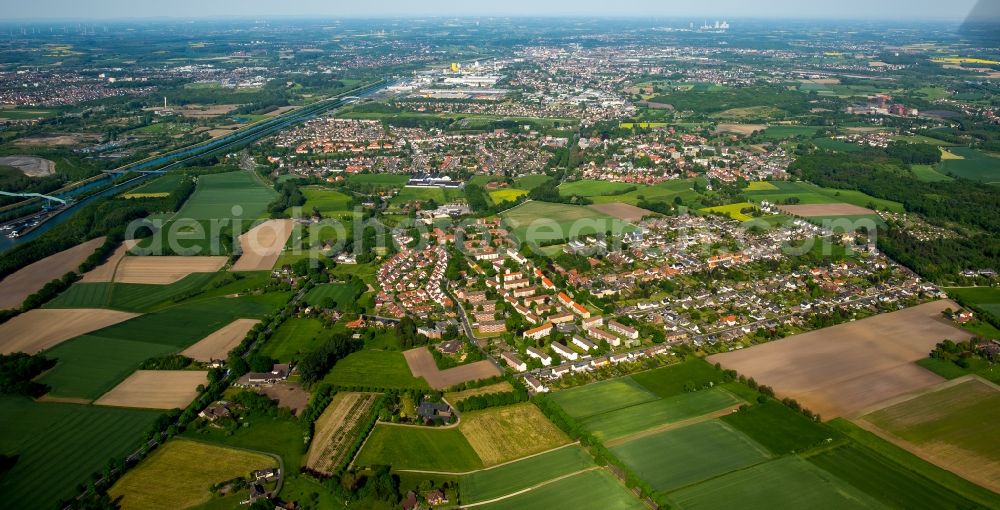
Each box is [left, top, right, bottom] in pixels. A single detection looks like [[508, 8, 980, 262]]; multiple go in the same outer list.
[[231, 219, 295, 272], [180, 319, 260, 361], [403, 347, 501, 390], [777, 203, 876, 217], [708, 300, 970, 418], [80, 240, 138, 283], [0, 155, 55, 176], [856, 376, 1000, 493], [0, 237, 106, 310], [207, 127, 240, 138], [0, 308, 140, 354], [113, 255, 227, 284], [715, 123, 766, 135], [95, 370, 208, 409], [305, 392, 380, 475], [175, 104, 239, 118], [14, 133, 101, 146], [265, 106, 297, 117], [799, 78, 841, 84], [259, 382, 311, 416], [588, 202, 655, 222]]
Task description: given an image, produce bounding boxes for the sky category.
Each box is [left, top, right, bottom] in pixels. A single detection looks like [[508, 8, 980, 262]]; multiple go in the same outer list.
[[0, 0, 985, 21]]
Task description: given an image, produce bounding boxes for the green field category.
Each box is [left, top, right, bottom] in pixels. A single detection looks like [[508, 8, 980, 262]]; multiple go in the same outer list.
[[354, 423, 483, 472], [629, 360, 729, 398], [323, 349, 429, 390], [558, 180, 638, 197], [46, 273, 223, 312], [944, 286, 1000, 321], [612, 420, 770, 493], [515, 174, 553, 190], [346, 173, 410, 187], [474, 469, 645, 510], [666, 456, 881, 510], [500, 200, 634, 243], [0, 397, 161, 509], [295, 187, 353, 215], [461, 445, 594, 504], [549, 377, 658, 419], [126, 173, 186, 195], [760, 125, 823, 139], [911, 164, 954, 182], [744, 180, 904, 212], [390, 186, 465, 206], [580, 387, 740, 441], [721, 400, 837, 454], [259, 317, 326, 362], [183, 414, 306, 471], [0, 108, 57, 119], [939, 147, 1000, 183], [813, 138, 864, 152], [175, 171, 276, 220], [303, 280, 366, 308], [744, 181, 778, 191]]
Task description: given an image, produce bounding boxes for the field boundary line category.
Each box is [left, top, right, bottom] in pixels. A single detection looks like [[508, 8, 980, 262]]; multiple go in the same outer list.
[[393, 441, 580, 476], [849, 374, 992, 418], [604, 403, 743, 448], [461, 466, 599, 507]]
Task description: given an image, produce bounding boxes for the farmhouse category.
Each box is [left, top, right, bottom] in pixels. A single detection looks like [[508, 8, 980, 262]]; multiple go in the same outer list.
[[198, 402, 232, 422], [523, 322, 553, 340], [236, 363, 291, 387], [608, 319, 639, 339], [501, 352, 527, 372], [526, 346, 553, 366], [551, 342, 578, 361]]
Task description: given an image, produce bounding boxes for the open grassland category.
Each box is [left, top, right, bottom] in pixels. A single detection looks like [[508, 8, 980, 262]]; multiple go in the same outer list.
[[612, 420, 770, 493], [474, 469, 645, 510], [124, 173, 185, 197], [297, 187, 353, 213], [176, 171, 275, 220], [0, 397, 161, 509], [911, 164, 954, 182], [489, 188, 528, 204], [0, 307, 139, 354], [700, 201, 756, 221], [580, 387, 741, 441], [113, 256, 228, 284], [0, 236, 105, 310], [390, 186, 465, 206], [760, 125, 823, 139], [303, 280, 366, 308], [744, 181, 778, 191], [461, 445, 594, 504], [459, 403, 570, 466], [859, 377, 1000, 493], [403, 347, 501, 390], [515, 174, 552, 190], [587, 202, 655, 222], [709, 300, 967, 418], [939, 147, 1000, 183], [629, 359, 731, 398], [558, 180, 638, 197], [355, 423, 483, 472], [108, 439, 276, 510], [666, 456, 881, 510], [323, 349, 430, 390], [549, 377, 658, 419], [500, 200, 634, 243], [721, 400, 837, 455], [231, 219, 295, 272], [96, 370, 208, 409], [305, 392, 379, 475], [181, 318, 259, 361], [744, 180, 904, 212], [182, 414, 305, 470], [259, 317, 325, 362]]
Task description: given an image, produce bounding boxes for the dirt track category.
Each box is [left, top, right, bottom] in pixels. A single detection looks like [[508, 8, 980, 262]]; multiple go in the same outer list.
[[403, 347, 501, 390], [180, 319, 260, 361], [113, 255, 227, 284], [231, 219, 295, 272], [0, 237, 105, 310], [0, 308, 139, 354], [95, 370, 207, 409], [709, 300, 970, 419]]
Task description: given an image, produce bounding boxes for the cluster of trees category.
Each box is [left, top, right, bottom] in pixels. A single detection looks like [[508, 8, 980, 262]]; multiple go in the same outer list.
[[268, 181, 305, 217], [395, 317, 430, 350], [0, 353, 56, 397], [930, 338, 991, 368], [138, 354, 193, 371], [298, 334, 362, 385], [454, 389, 528, 412], [528, 179, 592, 205], [886, 141, 942, 165]]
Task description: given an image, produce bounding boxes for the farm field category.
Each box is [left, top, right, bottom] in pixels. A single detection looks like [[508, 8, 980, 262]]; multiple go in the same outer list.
[[0, 236, 105, 310], [611, 420, 771, 493], [181, 318, 259, 361], [500, 200, 634, 243], [776, 203, 876, 217], [305, 392, 380, 475], [0, 307, 139, 354], [548, 377, 658, 419], [354, 423, 484, 472], [390, 186, 464, 206], [458, 403, 571, 466], [473, 469, 645, 510], [108, 439, 276, 510], [323, 349, 430, 390], [259, 317, 325, 361], [559, 179, 638, 197], [629, 359, 731, 398], [124, 173, 185, 197], [489, 188, 528, 204], [709, 300, 968, 418], [744, 180, 904, 212], [460, 445, 594, 504], [113, 255, 228, 284], [0, 397, 161, 509], [944, 286, 1000, 320], [515, 174, 552, 190], [760, 125, 823, 139], [938, 147, 1000, 183], [403, 346, 501, 390], [911, 164, 954, 182], [95, 370, 208, 409], [720, 399, 837, 455], [665, 456, 882, 510], [297, 186, 353, 213], [345, 173, 410, 187], [700, 201, 756, 221], [858, 376, 1000, 493], [175, 171, 276, 220], [48, 272, 220, 311], [230, 219, 295, 271], [744, 181, 778, 191], [303, 279, 366, 308], [588, 202, 655, 222], [579, 387, 741, 441], [80, 240, 136, 283]]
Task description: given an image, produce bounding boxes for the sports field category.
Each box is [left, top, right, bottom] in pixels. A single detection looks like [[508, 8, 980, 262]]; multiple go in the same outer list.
[[259, 317, 325, 361], [666, 456, 881, 510], [0, 397, 161, 509], [323, 349, 430, 390], [175, 171, 276, 220], [500, 200, 634, 243], [709, 300, 968, 418], [859, 377, 1000, 493], [473, 469, 645, 510], [354, 423, 484, 472], [459, 403, 570, 466], [0, 307, 139, 354], [611, 420, 770, 492], [108, 439, 276, 510], [461, 445, 594, 504]]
